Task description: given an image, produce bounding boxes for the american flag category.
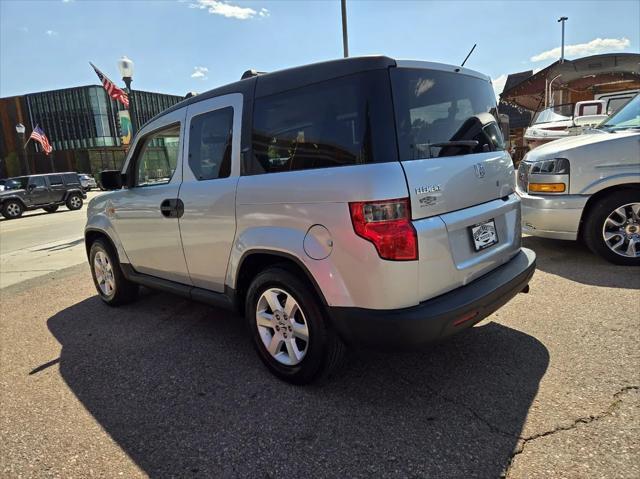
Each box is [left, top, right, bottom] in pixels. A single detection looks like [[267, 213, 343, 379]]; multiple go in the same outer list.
[[90, 62, 130, 108], [29, 126, 53, 155]]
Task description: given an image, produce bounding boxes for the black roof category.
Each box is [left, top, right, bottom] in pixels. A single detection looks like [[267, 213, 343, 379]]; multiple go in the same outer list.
[[150, 56, 397, 123]]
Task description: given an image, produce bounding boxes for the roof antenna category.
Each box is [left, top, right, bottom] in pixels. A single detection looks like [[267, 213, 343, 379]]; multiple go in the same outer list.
[[461, 44, 477, 67]]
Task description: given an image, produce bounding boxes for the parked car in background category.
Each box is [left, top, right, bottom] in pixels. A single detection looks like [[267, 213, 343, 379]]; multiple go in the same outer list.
[[0, 172, 87, 219], [517, 94, 640, 265], [79, 173, 98, 191], [0, 179, 6, 192], [85, 56, 536, 384]]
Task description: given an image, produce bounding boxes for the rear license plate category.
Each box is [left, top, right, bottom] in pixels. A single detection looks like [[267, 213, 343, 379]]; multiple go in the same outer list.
[[469, 219, 498, 251]]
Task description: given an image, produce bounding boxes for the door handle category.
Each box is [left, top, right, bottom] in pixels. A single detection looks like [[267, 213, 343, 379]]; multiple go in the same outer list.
[[160, 198, 184, 218]]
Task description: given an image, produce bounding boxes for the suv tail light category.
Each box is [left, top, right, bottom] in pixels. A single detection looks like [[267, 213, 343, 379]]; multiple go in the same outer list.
[[349, 198, 418, 261]]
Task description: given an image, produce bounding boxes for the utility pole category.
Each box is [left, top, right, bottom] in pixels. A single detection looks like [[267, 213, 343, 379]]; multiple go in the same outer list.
[[558, 17, 568, 63], [341, 0, 349, 58]]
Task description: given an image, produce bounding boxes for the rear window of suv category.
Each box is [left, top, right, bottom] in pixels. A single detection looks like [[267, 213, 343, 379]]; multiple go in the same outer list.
[[391, 68, 503, 160], [249, 70, 397, 175]]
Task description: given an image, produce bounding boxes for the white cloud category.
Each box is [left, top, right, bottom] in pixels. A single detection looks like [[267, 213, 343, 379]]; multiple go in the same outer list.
[[492, 74, 508, 99], [191, 66, 209, 79], [189, 1, 268, 20], [530, 37, 630, 62], [45, 30, 58, 36]]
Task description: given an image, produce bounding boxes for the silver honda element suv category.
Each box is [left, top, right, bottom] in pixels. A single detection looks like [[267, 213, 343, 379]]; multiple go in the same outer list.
[[85, 56, 536, 384]]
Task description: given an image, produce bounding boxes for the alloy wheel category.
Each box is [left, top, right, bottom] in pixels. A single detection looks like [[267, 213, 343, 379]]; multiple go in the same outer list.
[[256, 288, 310, 366], [602, 202, 640, 258], [70, 196, 82, 208], [94, 251, 116, 296]]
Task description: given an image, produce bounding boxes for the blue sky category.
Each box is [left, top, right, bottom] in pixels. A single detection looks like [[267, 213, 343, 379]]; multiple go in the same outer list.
[[1, 0, 638, 99]]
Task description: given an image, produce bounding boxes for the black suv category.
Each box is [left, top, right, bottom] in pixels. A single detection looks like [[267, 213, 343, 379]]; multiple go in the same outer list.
[[0, 172, 87, 219]]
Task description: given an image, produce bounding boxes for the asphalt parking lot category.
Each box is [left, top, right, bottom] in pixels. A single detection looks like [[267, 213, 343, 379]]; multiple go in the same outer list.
[[1, 230, 639, 477]]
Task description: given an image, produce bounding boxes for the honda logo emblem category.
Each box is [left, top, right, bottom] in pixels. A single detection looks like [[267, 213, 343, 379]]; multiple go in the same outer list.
[[474, 163, 486, 178]]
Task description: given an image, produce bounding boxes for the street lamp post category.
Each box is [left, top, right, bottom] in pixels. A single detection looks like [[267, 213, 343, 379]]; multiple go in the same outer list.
[[558, 17, 568, 63], [15, 123, 30, 175], [341, 0, 349, 58], [117, 56, 137, 138]]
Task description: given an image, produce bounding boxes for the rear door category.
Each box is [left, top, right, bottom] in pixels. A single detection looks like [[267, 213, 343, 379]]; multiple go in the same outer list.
[[390, 64, 520, 299], [178, 93, 242, 292], [47, 174, 66, 202]]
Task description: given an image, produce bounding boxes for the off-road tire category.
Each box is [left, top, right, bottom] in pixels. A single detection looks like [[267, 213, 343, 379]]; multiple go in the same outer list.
[[2, 200, 24, 219], [245, 267, 346, 385], [66, 193, 83, 210], [89, 238, 139, 305]]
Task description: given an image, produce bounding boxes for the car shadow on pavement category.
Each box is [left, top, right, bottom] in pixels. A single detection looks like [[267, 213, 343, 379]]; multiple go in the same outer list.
[[0, 209, 74, 222], [523, 236, 640, 289], [47, 291, 549, 478]]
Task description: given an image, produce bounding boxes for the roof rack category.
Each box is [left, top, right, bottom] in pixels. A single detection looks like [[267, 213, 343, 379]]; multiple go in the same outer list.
[[241, 69, 266, 80]]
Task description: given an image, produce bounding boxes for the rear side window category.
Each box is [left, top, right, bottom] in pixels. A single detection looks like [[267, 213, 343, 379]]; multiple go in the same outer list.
[[249, 70, 397, 175], [391, 68, 503, 160], [188, 107, 233, 180], [63, 173, 80, 185], [48, 175, 63, 186]]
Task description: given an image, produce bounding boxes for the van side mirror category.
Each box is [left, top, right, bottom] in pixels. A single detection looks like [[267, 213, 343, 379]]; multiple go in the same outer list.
[[100, 170, 125, 190]]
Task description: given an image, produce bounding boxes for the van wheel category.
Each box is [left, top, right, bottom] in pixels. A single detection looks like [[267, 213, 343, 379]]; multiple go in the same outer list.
[[89, 239, 139, 305], [245, 267, 345, 384], [43, 205, 59, 213], [583, 190, 640, 266], [66, 193, 83, 210], [2, 200, 24, 219]]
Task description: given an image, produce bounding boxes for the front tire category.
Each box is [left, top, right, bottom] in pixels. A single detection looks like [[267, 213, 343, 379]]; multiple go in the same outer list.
[[89, 239, 139, 305], [66, 193, 83, 210], [583, 190, 640, 266], [245, 267, 345, 384], [2, 200, 24, 219]]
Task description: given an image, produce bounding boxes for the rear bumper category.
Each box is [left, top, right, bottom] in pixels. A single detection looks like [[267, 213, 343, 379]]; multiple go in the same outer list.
[[327, 248, 536, 348], [518, 191, 588, 241]]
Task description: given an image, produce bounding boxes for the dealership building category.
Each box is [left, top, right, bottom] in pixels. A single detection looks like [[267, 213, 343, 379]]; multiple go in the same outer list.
[[0, 85, 183, 178]]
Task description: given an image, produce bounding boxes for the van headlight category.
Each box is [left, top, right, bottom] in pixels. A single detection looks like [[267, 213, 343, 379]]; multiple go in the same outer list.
[[527, 158, 570, 194]]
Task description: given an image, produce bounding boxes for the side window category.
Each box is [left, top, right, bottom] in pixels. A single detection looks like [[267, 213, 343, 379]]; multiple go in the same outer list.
[[48, 175, 63, 186], [29, 176, 46, 188], [188, 107, 233, 180], [250, 70, 397, 175], [134, 124, 181, 187], [63, 173, 80, 185]]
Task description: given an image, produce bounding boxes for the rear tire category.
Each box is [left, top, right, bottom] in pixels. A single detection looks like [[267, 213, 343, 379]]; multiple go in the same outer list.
[[66, 193, 83, 210], [245, 267, 345, 385], [583, 190, 640, 266], [43, 205, 59, 213], [2, 200, 23, 219], [89, 239, 139, 305]]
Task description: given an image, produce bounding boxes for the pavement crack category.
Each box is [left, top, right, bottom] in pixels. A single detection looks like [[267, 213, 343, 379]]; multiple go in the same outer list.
[[503, 385, 639, 478]]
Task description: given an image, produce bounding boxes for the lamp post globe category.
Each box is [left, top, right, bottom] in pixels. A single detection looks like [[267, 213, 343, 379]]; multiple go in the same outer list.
[[117, 56, 134, 83], [15, 123, 25, 136]]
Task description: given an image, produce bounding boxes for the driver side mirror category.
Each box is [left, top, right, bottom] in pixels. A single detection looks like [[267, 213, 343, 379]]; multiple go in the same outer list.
[[100, 170, 126, 190]]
